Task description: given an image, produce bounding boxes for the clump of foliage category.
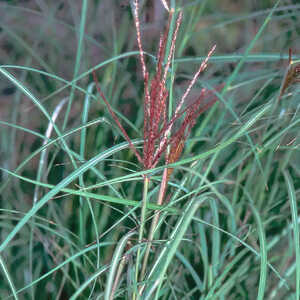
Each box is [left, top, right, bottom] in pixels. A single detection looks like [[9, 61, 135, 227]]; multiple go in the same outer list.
[[0, 0, 299, 299]]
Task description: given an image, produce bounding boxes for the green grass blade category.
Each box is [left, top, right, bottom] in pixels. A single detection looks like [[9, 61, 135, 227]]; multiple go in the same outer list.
[[175, 251, 203, 292], [143, 197, 209, 298], [210, 199, 221, 278], [63, 0, 88, 129], [0, 66, 77, 169], [283, 170, 300, 300], [0, 167, 177, 212], [250, 203, 267, 300], [0, 254, 18, 300], [104, 231, 137, 300], [0, 141, 142, 253]]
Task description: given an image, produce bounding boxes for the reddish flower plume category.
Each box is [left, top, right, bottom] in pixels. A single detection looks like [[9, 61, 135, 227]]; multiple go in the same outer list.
[[93, 0, 219, 177]]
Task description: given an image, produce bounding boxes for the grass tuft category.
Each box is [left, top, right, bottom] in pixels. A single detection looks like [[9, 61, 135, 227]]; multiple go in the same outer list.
[[0, 0, 299, 298]]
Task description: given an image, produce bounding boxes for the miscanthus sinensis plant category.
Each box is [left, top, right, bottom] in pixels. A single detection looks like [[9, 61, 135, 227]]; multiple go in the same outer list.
[[0, 0, 299, 299]]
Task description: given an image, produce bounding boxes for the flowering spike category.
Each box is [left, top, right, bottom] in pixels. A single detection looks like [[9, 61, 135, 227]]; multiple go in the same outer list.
[[175, 45, 216, 116], [162, 11, 183, 86], [154, 44, 216, 161], [133, 0, 147, 80], [133, 0, 150, 109], [95, 5, 218, 180], [278, 48, 300, 102], [93, 71, 143, 165]]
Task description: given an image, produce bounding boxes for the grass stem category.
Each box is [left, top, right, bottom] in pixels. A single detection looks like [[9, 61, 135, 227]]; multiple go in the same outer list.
[[134, 175, 150, 299], [140, 168, 169, 282]]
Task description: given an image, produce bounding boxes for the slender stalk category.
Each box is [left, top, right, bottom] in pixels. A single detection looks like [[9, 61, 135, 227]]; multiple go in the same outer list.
[[110, 255, 127, 300], [140, 168, 169, 281], [134, 176, 150, 299]]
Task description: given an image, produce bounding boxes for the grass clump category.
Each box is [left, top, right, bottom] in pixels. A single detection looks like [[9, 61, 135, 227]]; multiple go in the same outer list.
[[0, 0, 299, 299]]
